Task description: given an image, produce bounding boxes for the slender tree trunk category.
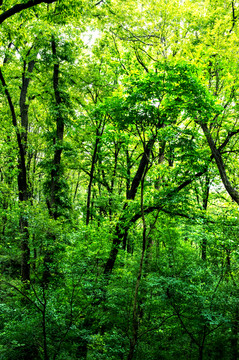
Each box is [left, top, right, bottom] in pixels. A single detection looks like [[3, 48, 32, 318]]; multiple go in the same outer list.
[[202, 175, 210, 261], [109, 141, 120, 220], [0, 57, 34, 282], [18, 59, 35, 282], [104, 136, 155, 275], [224, 248, 238, 360], [231, 305, 239, 360], [123, 147, 131, 251], [86, 128, 101, 225], [20, 218, 31, 283], [42, 288, 49, 360], [127, 166, 147, 360], [126, 148, 131, 199], [46, 39, 64, 220], [198, 346, 203, 360], [43, 39, 65, 284]]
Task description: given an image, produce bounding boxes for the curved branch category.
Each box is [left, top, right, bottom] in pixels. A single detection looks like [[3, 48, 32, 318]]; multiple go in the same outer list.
[[0, 0, 56, 24], [200, 122, 239, 204]]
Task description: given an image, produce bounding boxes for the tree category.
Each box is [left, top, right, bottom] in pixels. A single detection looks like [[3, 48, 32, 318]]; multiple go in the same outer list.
[[1, 0, 239, 359]]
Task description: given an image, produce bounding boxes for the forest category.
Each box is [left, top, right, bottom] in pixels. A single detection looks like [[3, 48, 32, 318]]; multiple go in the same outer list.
[[0, 0, 239, 359]]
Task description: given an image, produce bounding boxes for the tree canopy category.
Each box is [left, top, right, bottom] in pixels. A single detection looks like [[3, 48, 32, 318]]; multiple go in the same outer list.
[[1, 1, 239, 360]]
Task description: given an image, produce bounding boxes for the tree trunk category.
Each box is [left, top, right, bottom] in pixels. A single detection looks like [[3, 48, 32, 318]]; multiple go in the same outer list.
[[231, 306, 239, 360], [46, 39, 64, 220], [126, 166, 147, 360], [18, 59, 35, 282], [43, 39, 65, 284], [202, 175, 210, 261], [0, 57, 34, 282], [104, 136, 155, 275], [86, 128, 101, 225], [198, 346, 203, 360]]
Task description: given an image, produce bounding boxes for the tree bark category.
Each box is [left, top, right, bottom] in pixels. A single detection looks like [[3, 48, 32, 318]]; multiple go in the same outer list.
[[19, 59, 35, 282], [0, 57, 34, 282], [200, 122, 239, 204], [202, 175, 210, 261], [127, 168, 147, 360], [47, 39, 64, 220], [43, 39, 67, 284], [104, 136, 154, 275], [0, 0, 56, 24], [231, 305, 239, 360], [86, 128, 101, 225]]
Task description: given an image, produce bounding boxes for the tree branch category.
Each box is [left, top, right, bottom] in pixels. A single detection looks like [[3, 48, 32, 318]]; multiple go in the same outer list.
[[200, 122, 239, 204], [0, 0, 56, 24]]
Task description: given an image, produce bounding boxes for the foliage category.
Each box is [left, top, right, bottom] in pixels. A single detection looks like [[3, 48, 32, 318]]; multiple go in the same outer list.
[[0, 0, 239, 359]]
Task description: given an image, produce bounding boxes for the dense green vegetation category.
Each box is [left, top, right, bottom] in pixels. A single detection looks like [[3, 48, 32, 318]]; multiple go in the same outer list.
[[1, 0, 239, 359]]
